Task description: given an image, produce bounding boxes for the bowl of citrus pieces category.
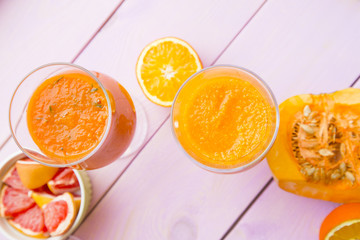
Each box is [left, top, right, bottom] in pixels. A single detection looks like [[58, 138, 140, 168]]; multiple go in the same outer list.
[[0, 152, 91, 240]]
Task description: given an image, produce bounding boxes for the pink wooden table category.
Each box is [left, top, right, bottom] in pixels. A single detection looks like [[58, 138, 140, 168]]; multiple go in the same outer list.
[[1, 1, 360, 239]]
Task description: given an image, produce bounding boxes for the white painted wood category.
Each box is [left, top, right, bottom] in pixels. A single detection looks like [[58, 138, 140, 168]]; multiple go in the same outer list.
[[72, 0, 265, 210], [224, 0, 360, 238], [0, 0, 265, 238], [73, 120, 274, 240], [0, 0, 120, 143], [352, 78, 360, 88], [217, 0, 360, 103], [73, 0, 360, 239], [226, 182, 339, 240]]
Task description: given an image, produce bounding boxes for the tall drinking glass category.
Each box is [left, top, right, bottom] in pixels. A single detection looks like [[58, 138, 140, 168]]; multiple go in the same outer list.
[[171, 65, 279, 173], [10, 63, 146, 169]]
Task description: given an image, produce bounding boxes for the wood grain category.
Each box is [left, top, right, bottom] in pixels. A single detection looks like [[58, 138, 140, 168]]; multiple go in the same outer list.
[[225, 0, 360, 239], [225, 182, 339, 240], [0, 0, 120, 144], [74, 120, 274, 240], [0, 0, 265, 238], [71, 0, 265, 210], [73, 0, 360, 239]]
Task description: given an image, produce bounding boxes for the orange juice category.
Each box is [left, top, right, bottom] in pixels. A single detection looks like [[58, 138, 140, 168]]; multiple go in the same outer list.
[[172, 66, 278, 172], [14, 64, 137, 169], [27, 73, 109, 161]]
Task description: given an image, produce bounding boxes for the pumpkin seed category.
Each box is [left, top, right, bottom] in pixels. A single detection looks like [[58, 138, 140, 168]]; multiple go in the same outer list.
[[349, 120, 354, 127], [308, 111, 318, 120], [319, 149, 334, 157], [303, 105, 311, 117], [305, 167, 315, 176], [331, 172, 341, 180], [345, 171, 355, 182], [300, 124, 314, 135], [339, 162, 346, 173]]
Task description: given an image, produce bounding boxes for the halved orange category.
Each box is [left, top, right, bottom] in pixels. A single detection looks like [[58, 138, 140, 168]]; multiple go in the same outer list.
[[16, 159, 58, 189], [320, 203, 360, 239], [136, 37, 202, 107]]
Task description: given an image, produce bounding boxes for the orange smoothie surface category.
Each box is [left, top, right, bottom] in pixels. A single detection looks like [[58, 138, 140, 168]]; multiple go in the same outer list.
[[27, 73, 109, 163], [181, 77, 272, 166]]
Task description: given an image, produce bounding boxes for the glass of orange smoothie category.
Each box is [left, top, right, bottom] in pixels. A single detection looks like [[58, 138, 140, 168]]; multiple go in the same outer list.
[[171, 65, 279, 173], [10, 63, 147, 170]]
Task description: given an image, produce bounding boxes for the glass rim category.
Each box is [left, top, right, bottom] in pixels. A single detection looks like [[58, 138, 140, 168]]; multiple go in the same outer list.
[[9, 62, 113, 168], [170, 64, 280, 173]]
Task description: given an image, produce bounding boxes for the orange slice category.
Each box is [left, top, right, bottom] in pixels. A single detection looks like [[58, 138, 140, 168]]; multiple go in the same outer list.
[[31, 191, 55, 208], [136, 37, 202, 107], [31, 191, 81, 211], [16, 159, 58, 189], [42, 192, 76, 236], [320, 203, 360, 239]]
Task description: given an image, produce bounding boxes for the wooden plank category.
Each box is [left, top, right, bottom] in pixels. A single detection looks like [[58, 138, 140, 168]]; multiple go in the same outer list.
[[225, 182, 339, 240], [0, 0, 120, 143], [74, 120, 274, 240], [352, 78, 360, 88], [71, 0, 265, 210], [72, 0, 360, 239], [216, 0, 360, 102], [0, 0, 265, 238], [224, 0, 360, 239]]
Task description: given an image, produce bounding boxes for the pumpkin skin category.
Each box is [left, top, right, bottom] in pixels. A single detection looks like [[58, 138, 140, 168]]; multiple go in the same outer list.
[[267, 88, 360, 203]]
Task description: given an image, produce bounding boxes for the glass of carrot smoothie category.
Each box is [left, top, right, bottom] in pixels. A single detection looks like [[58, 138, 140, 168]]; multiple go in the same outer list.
[[10, 63, 146, 170], [171, 65, 279, 173]]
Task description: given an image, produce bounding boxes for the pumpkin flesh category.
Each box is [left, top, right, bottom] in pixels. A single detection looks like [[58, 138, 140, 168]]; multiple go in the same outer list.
[[267, 88, 360, 203]]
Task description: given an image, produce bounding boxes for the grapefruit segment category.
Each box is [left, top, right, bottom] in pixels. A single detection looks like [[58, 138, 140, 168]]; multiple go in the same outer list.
[[47, 168, 80, 195], [2, 165, 28, 192], [0, 186, 35, 218], [43, 192, 76, 236], [16, 159, 58, 189], [8, 205, 47, 238]]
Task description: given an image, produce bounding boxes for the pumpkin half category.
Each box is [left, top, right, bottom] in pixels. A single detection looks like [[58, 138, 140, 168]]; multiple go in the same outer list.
[[267, 88, 360, 203]]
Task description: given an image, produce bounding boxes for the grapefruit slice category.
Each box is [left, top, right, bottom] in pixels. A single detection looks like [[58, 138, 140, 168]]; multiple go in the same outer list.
[[8, 205, 47, 238], [47, 168, 80, 195], [0, 186, 35, 218], [43, 192, 76, 236], [2, 165, 28, 192], [16, 159, 58, 189]]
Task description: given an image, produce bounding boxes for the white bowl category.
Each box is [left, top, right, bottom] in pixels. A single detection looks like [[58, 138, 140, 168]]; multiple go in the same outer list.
[[0, 152, 92, 240]]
